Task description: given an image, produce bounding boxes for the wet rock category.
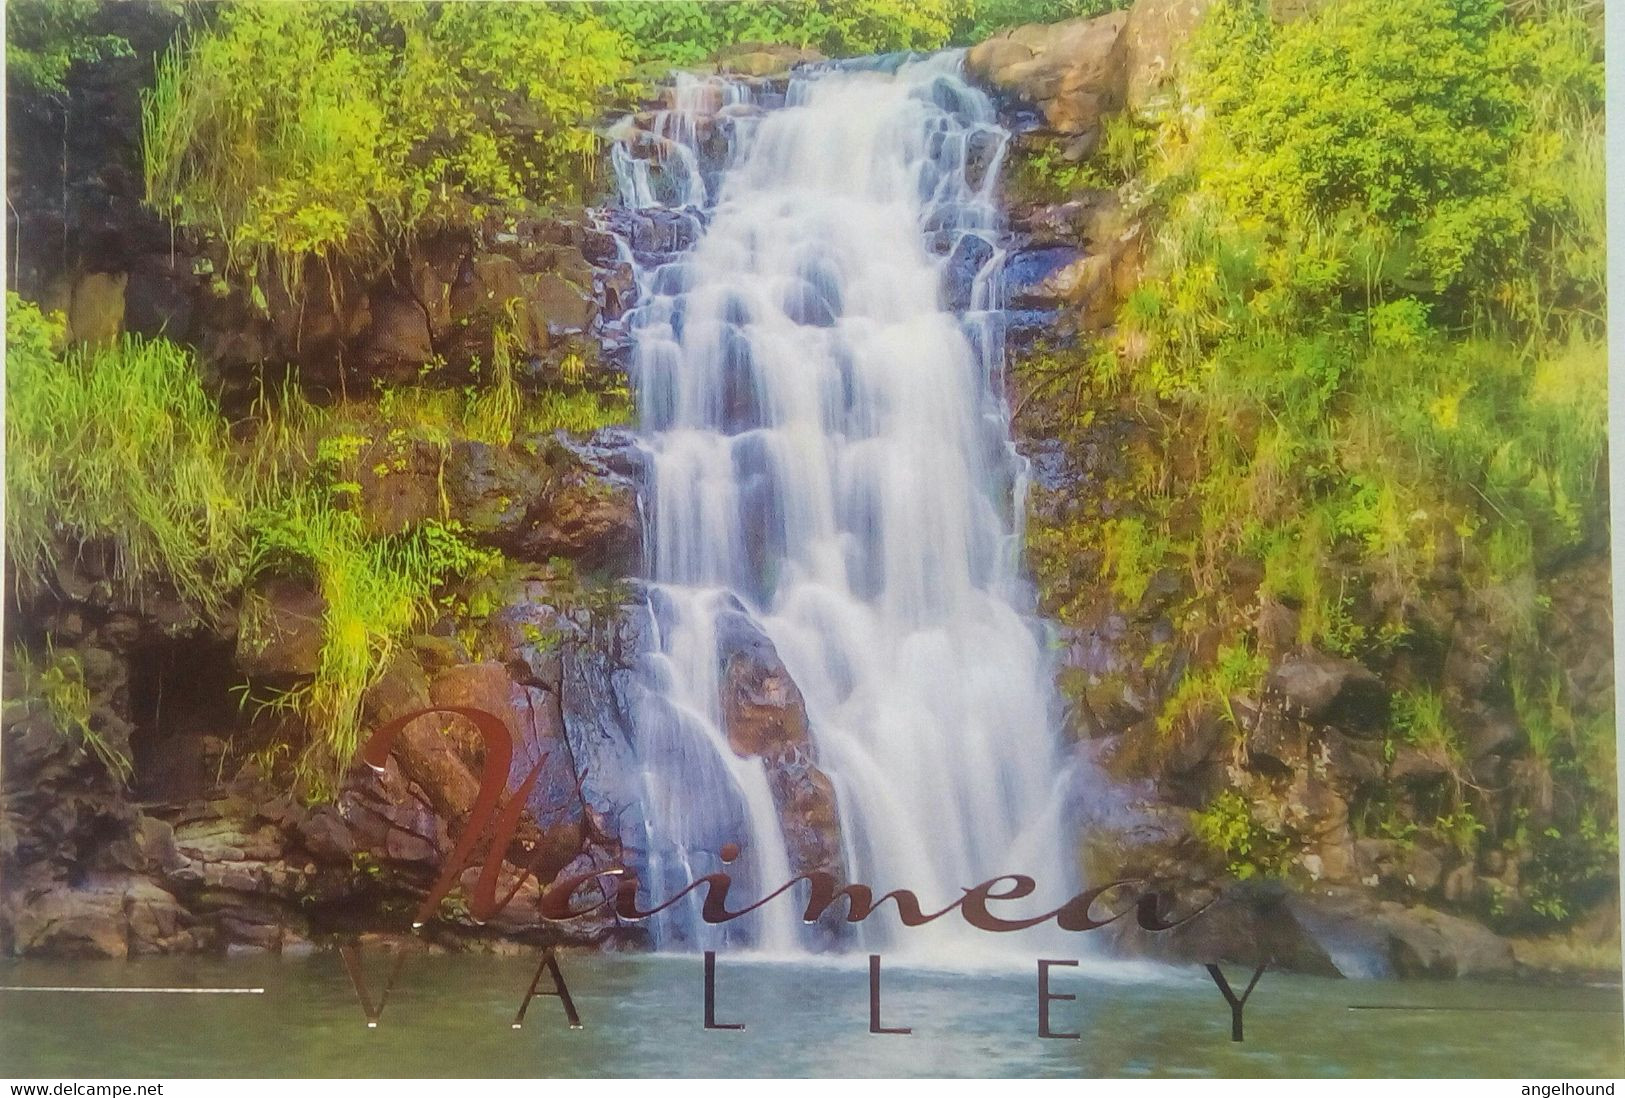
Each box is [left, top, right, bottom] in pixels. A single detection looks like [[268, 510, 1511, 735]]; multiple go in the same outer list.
[[714, 609, 844, 878], [1266, 652, 1389, 733], [362, 655, 482, 824], [519, 463, 640, 573], [719, 619, 811, 760], [942, 233, 995, 311], [964, 129, 1003, 191], [1004, 245, 1085, 308], [557, 599, 650, 832], [427, 659, 587, 875]]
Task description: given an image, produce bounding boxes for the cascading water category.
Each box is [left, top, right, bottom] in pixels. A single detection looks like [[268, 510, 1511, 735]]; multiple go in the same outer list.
[[608, 53, 1078, 957]]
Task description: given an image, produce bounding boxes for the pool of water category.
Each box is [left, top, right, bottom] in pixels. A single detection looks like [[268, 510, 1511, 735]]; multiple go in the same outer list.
[[0, 952, 1620, 1077]]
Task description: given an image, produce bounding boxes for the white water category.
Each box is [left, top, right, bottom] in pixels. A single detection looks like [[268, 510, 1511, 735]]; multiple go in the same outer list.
[[610, 55, 1076, 957]]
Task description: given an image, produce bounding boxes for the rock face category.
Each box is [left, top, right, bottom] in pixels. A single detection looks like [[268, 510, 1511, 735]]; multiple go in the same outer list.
[[967, 11, 1131, 136], [1111, 883, 1516, 979], [1122, 0, 1214, 110], [1266, 653, 1389, 733], [1, 557, 652, 955]]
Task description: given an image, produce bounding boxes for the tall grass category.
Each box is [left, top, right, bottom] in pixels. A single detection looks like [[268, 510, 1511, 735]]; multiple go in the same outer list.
[[5, 294, 247, 615], [244, 491, 495, 797]]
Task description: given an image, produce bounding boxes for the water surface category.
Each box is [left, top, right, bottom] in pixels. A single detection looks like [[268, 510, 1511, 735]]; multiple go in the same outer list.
[[1, 954, 1619, 1077]]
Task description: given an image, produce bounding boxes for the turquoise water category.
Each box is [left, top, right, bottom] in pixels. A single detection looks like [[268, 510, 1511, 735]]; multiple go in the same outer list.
[[0, 953, 1620, 1077]]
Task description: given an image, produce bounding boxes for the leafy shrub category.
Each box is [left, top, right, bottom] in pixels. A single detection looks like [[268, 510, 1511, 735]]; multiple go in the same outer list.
[[1021, 0, 1609, 913], [6, 0, 131, 95], [589, 0, 960, 66], [1523, 814, 1619, 923], [143, 2, 632, 293], [1085, 0, 1604, 661], [952, 0, 1124, 44], [1192, 790, 1292, 879]]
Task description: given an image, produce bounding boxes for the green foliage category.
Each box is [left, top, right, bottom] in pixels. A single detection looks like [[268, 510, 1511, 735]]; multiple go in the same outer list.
[[1522, 813, 1618, 923], [952, 0, 1123, 43], [4, 294, 247, 615], [246, 491, 497, 798], [1021, 0, 1609, 918], [143, 2, 632, 293], [1012, 115, 1150, 202], [6, 0, 132, 95], [1088, 0, 1605, 659], [1391, 688, 1456, 755], [588, 0, 960, 66], [1161, 642, 1267, 737], [526, 387, 634, 436], [6, 641, 132, 783], [1192, 790, 1292, 879]]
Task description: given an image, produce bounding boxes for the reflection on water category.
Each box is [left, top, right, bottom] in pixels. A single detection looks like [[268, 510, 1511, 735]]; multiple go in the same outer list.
[[0, 954, 1620, 1077]]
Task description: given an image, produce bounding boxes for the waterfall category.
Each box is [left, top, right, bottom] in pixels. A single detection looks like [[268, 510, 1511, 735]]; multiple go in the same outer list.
[[608, 53, 1077, 957]]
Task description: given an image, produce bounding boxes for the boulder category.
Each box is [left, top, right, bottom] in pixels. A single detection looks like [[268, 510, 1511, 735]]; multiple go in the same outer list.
[[354, 436, 446, 536], [518, 465, 640, 572], [8, 873, 187, 958], [714, 44, 824, 78], [427, 660, 588, 883], [1266, 652, 1389, 733], [967, 11, 1130, 135], [361, 292, 434, 372], [1378, 903, 1515, 977], [1286, 889, 1515, 978], [1107, 881, 1343, 974], [1354, 838, 1444, 893], [718, 613, 812, 761], [1122, 0, 1213, 111], [1244, 705, 1307, 775], [1388, 744, 1451, 784], [1004, 245, 1087, 308]]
